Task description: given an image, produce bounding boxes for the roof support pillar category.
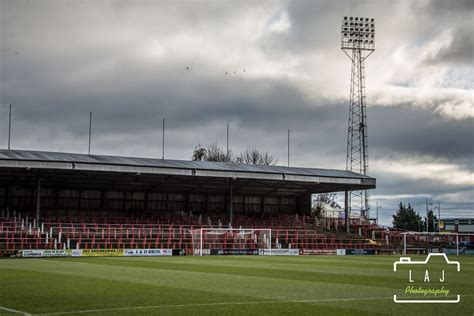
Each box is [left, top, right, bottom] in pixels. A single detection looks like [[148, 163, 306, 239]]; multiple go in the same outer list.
[[345, 190, 350, 233], [53, 188, 58, 216], [185, 192, 190, 213], [78, 189, 82, 213], [30, 187, 34, 214], [36, 175, 41, 226], [100, 190, 105, 211], [144, 192, 149, 211], [4, 186, 9, 216], [229, 179, 233, 225], [122, 192, 127, 211]]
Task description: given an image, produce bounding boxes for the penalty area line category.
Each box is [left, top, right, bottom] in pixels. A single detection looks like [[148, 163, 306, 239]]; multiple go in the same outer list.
[[35, 297, 392, 315], [0, 306, 32, 316]]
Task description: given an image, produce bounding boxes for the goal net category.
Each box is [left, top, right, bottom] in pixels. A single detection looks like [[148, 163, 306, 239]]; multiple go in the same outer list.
[[399, 232, 474, 255], [189, 228, 272, 256]]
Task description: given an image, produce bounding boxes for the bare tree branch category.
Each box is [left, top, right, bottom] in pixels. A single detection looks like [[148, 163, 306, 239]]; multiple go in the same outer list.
[[193, 144, 277, 165]]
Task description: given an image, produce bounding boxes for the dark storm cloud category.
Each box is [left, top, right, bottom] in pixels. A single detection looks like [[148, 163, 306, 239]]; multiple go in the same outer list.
[[411, 0, 474, 65], [414, 0, 474, 15], [424, 26, 474, 65], [373, 169, 469, 196], [2, 67, 472, 168], [1, 36, 472, 163], [369, 104, 474, 161], [261, 0, 384, 53]]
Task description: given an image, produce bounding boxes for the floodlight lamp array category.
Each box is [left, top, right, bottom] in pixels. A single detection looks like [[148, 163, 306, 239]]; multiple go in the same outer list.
[[341, 16, 375, 50]]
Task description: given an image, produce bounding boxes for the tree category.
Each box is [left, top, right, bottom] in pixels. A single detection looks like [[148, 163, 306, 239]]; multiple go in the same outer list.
[[259, 151, 278, 166], [392, 202, 423, 231], [192, 144, 277, 166], [192, 144, 207, 161], [235, 148, 278, 166], [206, 143, 233, 162], [422, 210, 438, 232], [191, 143, 232, 162]]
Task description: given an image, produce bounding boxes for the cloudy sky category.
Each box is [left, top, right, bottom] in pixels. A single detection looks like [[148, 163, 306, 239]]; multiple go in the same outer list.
[[0, 0, 472, 225]]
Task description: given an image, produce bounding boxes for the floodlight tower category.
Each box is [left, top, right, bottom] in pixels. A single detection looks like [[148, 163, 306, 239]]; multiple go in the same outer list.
[[341, 16, 375, 221]]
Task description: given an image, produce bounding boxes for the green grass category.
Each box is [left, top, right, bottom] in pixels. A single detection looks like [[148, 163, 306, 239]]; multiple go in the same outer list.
[[0, 255, 473, 315]]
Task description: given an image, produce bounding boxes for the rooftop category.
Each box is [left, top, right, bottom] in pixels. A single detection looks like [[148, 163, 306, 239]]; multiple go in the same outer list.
[[0, 149, 375, 195]]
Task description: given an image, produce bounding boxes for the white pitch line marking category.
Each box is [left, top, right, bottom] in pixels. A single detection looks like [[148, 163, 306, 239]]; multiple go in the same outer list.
[[35, 297, 391, 315], [0, 306, 31, 315]]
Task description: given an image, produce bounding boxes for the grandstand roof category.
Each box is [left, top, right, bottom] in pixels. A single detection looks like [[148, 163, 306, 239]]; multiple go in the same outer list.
[[0, 149, 375, 195]]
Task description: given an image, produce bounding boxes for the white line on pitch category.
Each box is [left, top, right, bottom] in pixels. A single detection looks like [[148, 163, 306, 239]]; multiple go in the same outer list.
[[0, 306, 31, 316], [35, 297, 392, 315]]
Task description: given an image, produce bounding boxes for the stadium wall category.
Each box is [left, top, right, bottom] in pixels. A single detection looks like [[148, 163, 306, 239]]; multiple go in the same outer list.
[[0, 186, 309, 217]]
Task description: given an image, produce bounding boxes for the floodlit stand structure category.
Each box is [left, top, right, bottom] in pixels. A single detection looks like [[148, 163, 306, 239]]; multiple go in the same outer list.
[[0, 149, 375, 252], [341, 16, 375, 225]]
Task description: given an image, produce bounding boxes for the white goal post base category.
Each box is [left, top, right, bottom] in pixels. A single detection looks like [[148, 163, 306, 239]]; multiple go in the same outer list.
[[189, 228, 272, 256]]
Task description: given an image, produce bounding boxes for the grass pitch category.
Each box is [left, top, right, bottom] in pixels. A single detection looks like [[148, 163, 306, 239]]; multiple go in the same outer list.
[[0, 255, 473, 315]]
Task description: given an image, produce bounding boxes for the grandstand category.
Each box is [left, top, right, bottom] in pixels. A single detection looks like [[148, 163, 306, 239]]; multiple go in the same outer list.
[[0, 149, 378, 255]]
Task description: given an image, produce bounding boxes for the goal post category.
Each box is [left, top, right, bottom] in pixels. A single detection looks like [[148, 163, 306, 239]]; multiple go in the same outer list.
[[189, 228, 272, 256], [400, 232, 474, 256]]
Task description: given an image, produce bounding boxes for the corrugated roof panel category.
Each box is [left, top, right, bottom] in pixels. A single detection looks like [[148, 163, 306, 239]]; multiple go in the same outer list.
[[0, 149, 372, 180]]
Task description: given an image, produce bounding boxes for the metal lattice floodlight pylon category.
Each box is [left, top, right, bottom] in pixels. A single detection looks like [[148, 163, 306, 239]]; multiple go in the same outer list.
[[341, 16, 375, 221]]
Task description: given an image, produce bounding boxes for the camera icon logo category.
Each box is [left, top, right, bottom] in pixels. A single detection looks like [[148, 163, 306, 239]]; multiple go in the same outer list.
[[393, 253, 461, 303]]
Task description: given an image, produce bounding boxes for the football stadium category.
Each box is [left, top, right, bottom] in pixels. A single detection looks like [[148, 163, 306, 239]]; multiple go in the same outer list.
[[0, 149, 473, 315], [1, 1, 473, 315]]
